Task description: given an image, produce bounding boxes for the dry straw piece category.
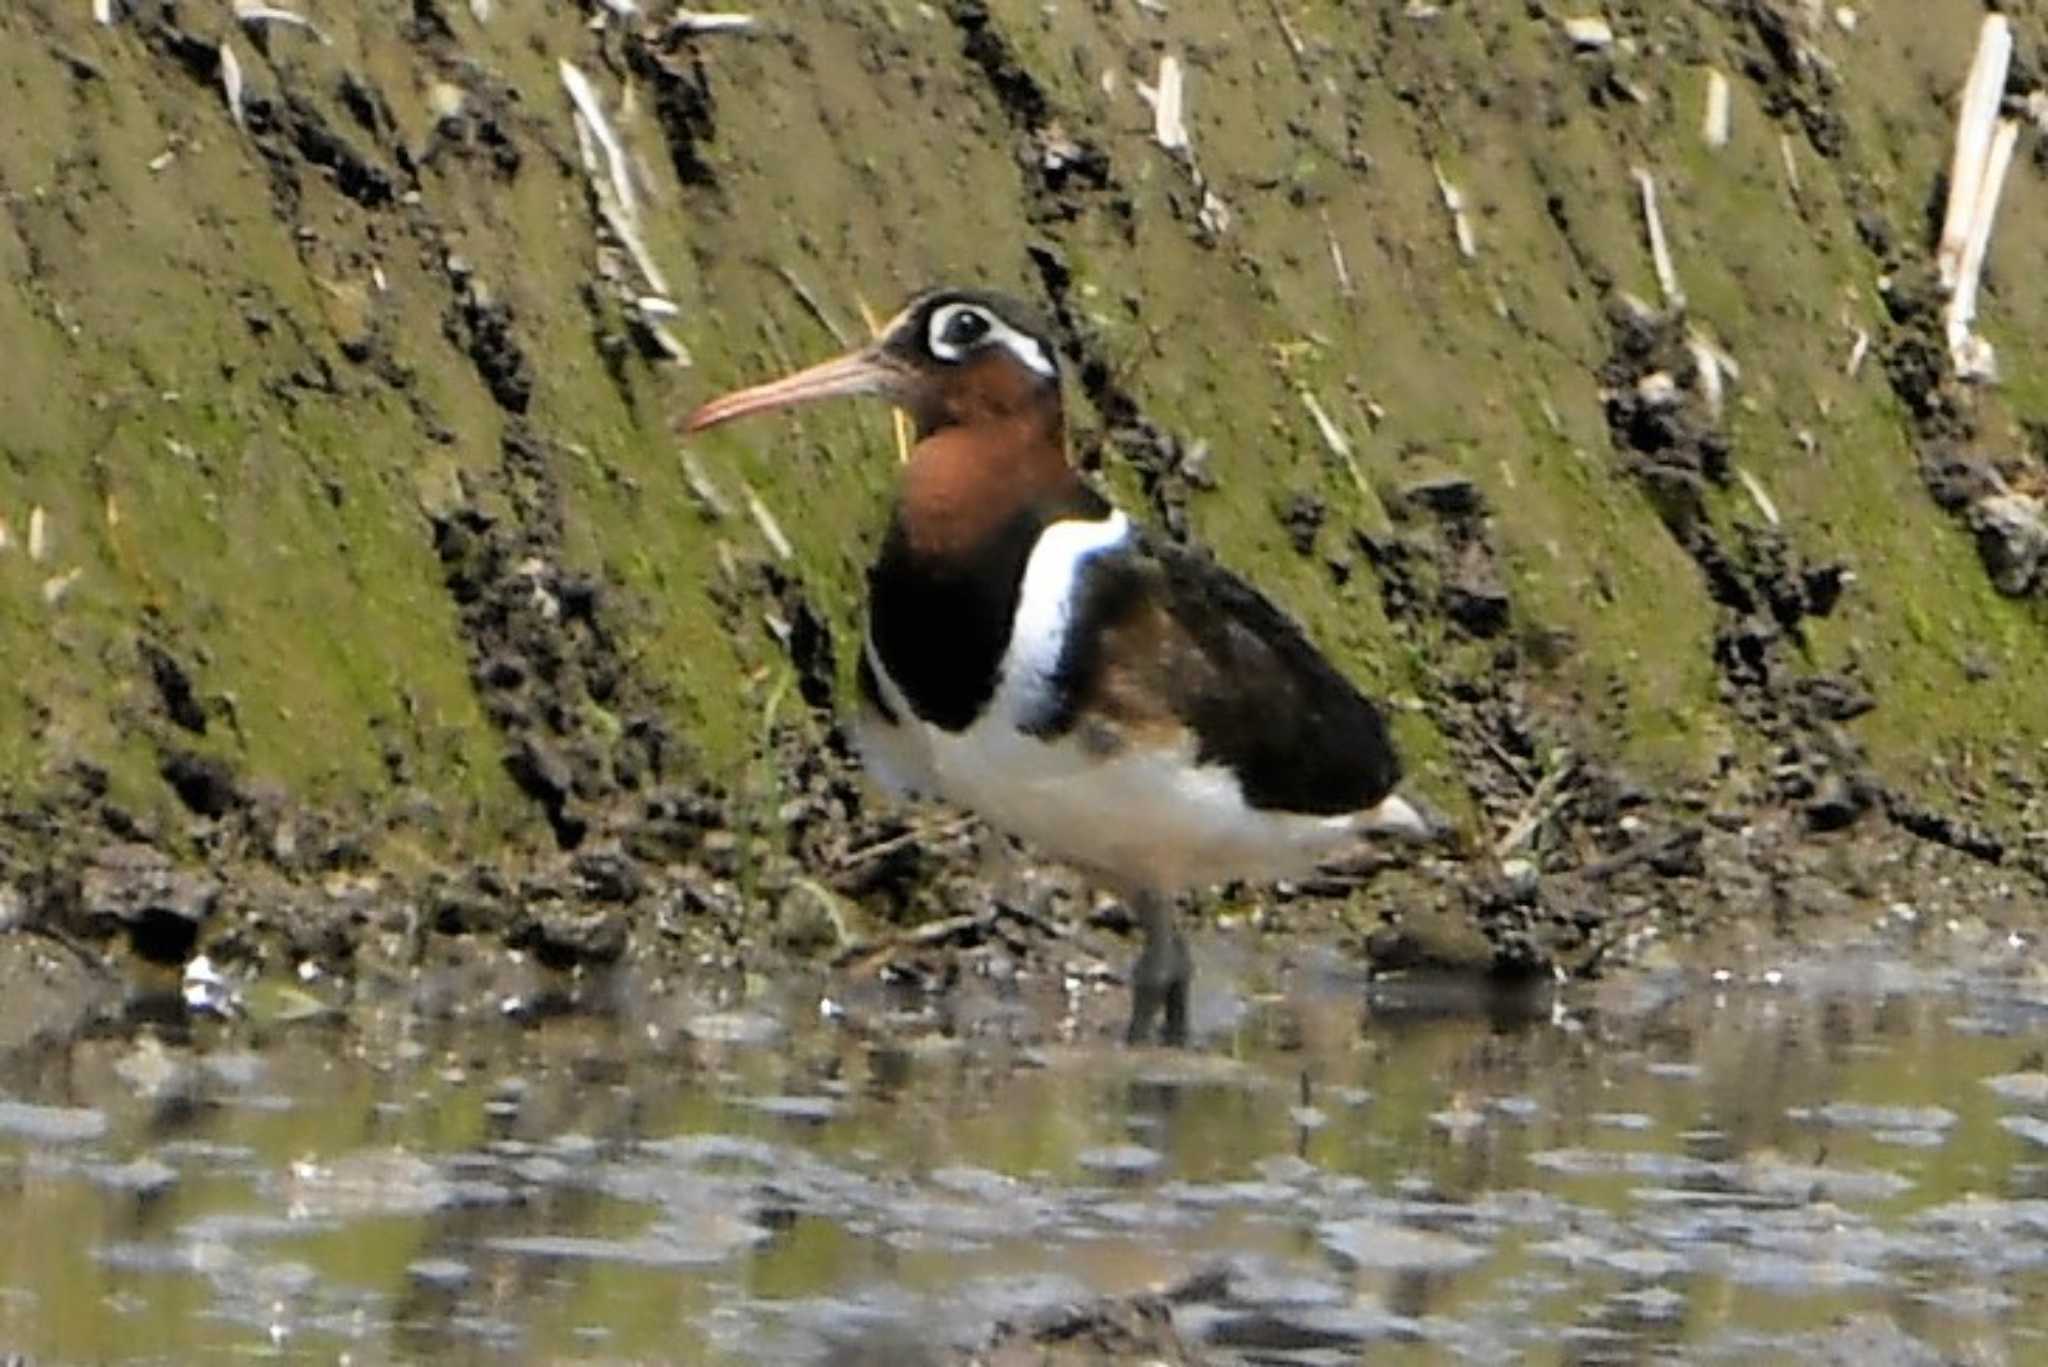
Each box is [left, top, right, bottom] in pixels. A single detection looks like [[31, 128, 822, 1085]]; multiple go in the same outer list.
[[219, 40, 245, 129], [668, 10, 758, 36], [1433, 160, 1477, 260], [1938, 15, 2018, 380], [1632, 168, 1683, 311], [1701, 69, 1731, 149], [233, 3, 332, 45], [1937, 14, 2011, 289], [1145, 55, 1189, 158]]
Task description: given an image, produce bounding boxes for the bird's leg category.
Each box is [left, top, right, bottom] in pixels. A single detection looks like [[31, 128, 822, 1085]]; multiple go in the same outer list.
[[1125, 889, 1192, 1047]]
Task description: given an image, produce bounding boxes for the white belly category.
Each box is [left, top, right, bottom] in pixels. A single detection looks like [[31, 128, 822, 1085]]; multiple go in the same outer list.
[[925, 721, 1359, 891], [854, 698, 1359, 889], [852, 509, 1365, 890]]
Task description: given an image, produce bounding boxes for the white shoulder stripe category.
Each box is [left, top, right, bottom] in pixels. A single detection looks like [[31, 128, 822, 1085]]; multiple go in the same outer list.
[[997, 512, 1130, 723]]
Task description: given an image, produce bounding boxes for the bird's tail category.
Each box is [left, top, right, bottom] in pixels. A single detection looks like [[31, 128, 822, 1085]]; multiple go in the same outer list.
[[1357, 792, 1449, 844]]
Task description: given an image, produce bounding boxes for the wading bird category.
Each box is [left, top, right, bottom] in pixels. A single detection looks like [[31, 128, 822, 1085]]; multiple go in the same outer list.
[[685, 288, 1436, 1044]]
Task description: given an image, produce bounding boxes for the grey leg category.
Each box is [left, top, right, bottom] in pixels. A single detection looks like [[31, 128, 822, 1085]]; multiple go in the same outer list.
[[1125, 890, 1193, 1047]]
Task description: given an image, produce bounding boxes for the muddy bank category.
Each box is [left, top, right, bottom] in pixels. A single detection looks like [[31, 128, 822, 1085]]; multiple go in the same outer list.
[[0, 3, 2046, 1054]]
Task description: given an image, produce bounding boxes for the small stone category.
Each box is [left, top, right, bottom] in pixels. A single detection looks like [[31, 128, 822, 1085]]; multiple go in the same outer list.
[[1202, 1303, 1422, 1351], [1318, 1217, 1487, 1273], [79, 844, 220, 953], [1999, 1115, 2048, 1149], [1970, 492, 2047, 597], [1635, 370, 1679, 407], [1490, 1095, 1542, 1121], [571, 847, 644, 903], [1252, 1154, 1317, 1185], [1804, 1102, 1958, 1133], [408, 1257, 473, 1289], [91, 1158, 179, 1197], [1806, 773, 1869, 832], [426, 82, 466, 122], [1986, 1072, 2048, 1106], [1562, 15, 1614, 50], [681, 1011, 782, 1046], [1401, 474, 1484, 518], [515, 904, 627, 965], [1076, 1144, 1165, 1180], [0, 1100, 109, 1144], [113, 1038, 194, 1099], [1429, 1104, 1486, 1137], [743, 1095, 840, 1123]]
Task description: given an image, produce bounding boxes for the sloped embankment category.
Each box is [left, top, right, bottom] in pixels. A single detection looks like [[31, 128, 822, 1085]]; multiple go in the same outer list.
[[0, 0, 2044, 1015]]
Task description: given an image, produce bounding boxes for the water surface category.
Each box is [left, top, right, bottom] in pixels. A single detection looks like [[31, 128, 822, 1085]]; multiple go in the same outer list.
[[3, 936, 2047, 1363]]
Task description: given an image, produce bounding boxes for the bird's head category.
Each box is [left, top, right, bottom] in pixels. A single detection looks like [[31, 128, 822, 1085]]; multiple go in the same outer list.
[[683, 287, 1063, 440]]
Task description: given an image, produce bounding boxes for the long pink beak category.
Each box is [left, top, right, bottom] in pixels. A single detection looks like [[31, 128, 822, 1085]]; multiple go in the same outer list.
[[682, 349, 906, 432]]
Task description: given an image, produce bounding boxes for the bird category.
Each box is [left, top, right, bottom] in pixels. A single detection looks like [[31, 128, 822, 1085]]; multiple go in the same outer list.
[[683, 286, 1437, 1045]]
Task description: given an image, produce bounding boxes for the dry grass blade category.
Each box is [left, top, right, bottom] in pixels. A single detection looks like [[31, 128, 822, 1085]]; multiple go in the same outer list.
[[742, 481, 793, 561], [1845, 326, 1870, 376], [668, 10, 758, 36], [1321, 210, 1353, 297], [1146, 54, 1190, 156], [1736, 466, 1781, 528], [1433, 160, 1476, 259], [836, 816, 978, 870], [233, 3, 332, 45], [679, 451, 732, 520], [1266, 0, 1305, 65], [1938, 14, 2011, 290], [219, 40, 245, 129], [855, 291, 912, 464], [775, 266, 850, 348], [1494, 759, 1576, 859], [560, 60, 640, 229], [1702, 69, 1730, 149], [568, 103, 670, 297], [1688, 336, 1723, 419], [42, 568, 82, 607], [1632, 168, 1682, 310], [1949, 117, 2019, 382]]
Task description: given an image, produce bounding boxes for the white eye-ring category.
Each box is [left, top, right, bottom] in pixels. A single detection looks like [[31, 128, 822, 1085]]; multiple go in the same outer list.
[[925, 301, 1057, 379]]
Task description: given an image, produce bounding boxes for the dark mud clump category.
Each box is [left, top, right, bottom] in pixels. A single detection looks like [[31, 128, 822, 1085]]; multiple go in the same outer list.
[[1732, 0, 1849, 159], [431, 423, 683, 848], [948, 0, 1117, 217], [442, 258, 534, 415], [1364, 475, 1513, 640], [139, 638, 209, 737], [947, 1291, 1199, 1366], [1029, 244, 1197, 540], [1596, 299, 1872, 832], [627, 30, 721, 189]]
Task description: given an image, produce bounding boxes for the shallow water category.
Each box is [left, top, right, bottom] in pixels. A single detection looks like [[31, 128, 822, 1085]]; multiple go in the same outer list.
[[4, 937, 2048, 1364]]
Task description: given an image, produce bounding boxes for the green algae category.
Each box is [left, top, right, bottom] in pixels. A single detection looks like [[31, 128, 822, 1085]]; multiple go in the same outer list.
[[0, 0, 2042, 870]]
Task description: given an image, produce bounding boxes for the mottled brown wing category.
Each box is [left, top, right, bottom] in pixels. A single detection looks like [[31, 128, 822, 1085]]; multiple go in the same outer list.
[[1024, 532, 1403, 816]]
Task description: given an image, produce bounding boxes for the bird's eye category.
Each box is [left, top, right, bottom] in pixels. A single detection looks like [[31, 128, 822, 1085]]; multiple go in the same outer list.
[[928, 304, 993, 360]]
